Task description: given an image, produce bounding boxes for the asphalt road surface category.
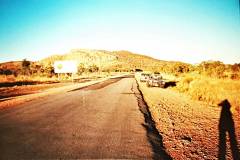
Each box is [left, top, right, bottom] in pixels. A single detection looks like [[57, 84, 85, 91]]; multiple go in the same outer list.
[[0, 76, 170, 159]]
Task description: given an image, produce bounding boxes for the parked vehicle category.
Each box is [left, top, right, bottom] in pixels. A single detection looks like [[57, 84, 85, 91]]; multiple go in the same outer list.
[[146, 76, 165, 88], [140, 73, 151, 82], [152, 73, 163, 79]]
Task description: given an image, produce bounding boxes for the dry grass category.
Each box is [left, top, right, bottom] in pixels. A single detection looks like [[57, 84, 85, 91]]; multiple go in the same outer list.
[[175, 73, 240, 113], [0, 75, 59, 83], [135, 73, 240, 159]]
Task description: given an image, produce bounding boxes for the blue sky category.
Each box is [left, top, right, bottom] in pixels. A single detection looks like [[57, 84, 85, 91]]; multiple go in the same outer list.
[[0, 0, 239, 64]]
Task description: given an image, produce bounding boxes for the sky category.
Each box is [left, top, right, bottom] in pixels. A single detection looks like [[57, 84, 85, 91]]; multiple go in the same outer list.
[[0, 0, 239, 64]]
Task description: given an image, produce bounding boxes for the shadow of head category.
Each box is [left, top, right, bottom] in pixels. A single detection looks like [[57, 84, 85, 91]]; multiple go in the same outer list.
[[218, 99, 231, 110], [218, 99, 233, 129]]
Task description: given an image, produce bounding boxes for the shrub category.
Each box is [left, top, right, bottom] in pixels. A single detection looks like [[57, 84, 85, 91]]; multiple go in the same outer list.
[[22, 59, 31, 75], [77, 63, 85, 75], [175, 74, 240, 111], [43, 63, 55, 77], [3, 69, 13, 75], [88, 64, 99, 72]]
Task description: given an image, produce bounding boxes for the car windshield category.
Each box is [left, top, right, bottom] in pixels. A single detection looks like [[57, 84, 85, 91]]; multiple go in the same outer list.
[[153, 75, 162, 78], [152, 77, 161, 80]]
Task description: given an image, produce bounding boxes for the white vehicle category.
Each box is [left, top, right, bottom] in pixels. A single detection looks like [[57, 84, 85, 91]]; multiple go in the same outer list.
[[146, 76, 165, 88], [140, 73, 151, 82]]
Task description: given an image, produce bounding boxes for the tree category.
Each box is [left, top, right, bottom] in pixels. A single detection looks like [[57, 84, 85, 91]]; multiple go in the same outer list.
[[44, 63, 54, 77], [170, 62, 191, 75], [29, 63, 42, 75], [77, 63, 85, 75], [13, 69, 21, 77], [0, 69, 4, 75], [213, 62, 225, 78], [231, 63, 240, 73], [198, 61, 226, 78], [88, 64, 99, 72], [22, 59, 31, 75], [3, 69, 12, 75]]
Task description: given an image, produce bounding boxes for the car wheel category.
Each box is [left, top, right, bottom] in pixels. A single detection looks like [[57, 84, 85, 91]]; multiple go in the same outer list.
[[146, 82, 150, 87]]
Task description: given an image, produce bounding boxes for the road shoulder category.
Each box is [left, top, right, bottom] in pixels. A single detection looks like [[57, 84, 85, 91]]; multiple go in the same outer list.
[[135, 74, 240, 159]]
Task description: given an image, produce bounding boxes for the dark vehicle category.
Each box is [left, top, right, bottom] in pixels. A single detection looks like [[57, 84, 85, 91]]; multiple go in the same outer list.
[[140, 73, 151, 82], [146, 76, 165, 88]]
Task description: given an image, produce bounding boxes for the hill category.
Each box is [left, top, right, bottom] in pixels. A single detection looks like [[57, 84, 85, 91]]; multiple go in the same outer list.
[[40, 49, 174, 72], [0, 49, 192, 75], [0, 61, 24, 75], [40, 49, 117, 69]]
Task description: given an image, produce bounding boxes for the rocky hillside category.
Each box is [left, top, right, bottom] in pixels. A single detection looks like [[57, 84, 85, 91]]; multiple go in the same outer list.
[[0, 49, 185, 74], [40, 49, 116, 68], [0, 61, 23, 75], [40, 49, 171, 71]]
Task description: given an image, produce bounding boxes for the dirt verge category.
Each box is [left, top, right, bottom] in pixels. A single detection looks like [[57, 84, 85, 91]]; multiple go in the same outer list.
[[135, 74, 240, 160], [133, 79, 172, 160]]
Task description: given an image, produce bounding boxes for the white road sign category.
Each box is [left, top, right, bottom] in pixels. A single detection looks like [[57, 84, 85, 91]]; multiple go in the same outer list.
[[54, 60, 77, 73]]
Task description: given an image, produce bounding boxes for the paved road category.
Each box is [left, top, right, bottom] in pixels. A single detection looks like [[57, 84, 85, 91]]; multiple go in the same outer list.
[[0, 77, 168, 159]]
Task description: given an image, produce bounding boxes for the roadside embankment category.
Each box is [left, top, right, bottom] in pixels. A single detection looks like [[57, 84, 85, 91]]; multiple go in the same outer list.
[[135, 73, 240, 160]]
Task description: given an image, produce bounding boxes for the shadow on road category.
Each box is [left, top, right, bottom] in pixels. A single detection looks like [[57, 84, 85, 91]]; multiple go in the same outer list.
[[218, 99, 239, 160], [134, 82, 172, 160]]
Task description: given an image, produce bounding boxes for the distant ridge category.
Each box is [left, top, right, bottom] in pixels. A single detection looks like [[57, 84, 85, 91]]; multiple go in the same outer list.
[[40, 49, 174, 71], [0, 49, 189, 73]]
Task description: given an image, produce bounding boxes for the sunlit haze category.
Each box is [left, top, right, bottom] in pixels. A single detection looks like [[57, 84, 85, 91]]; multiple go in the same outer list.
[[0, 0, 239, 64]]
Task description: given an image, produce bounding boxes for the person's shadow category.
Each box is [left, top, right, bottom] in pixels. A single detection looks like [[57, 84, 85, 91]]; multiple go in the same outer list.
[[218, 99, 239, 160]]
